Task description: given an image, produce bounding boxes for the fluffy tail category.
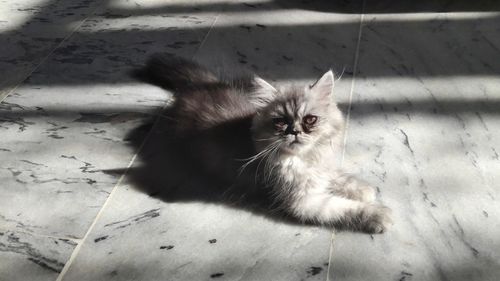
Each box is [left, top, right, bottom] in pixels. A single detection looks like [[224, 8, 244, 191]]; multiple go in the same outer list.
[[134, 54, 220, 92], [134, 54, 259, 133]]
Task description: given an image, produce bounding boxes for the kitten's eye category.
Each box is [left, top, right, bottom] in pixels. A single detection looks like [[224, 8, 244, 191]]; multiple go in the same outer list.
[[272, 118, 287, 130], [303, 115, 318, 125]]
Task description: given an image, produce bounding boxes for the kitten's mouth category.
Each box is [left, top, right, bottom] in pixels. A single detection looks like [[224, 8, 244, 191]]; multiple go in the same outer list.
[[281, 135, 303, 151]]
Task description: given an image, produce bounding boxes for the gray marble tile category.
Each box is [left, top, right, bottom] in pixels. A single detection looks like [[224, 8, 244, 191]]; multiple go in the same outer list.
[[329, 8, 500, 281], [56, 3, 364, 280], [25, 0, 214, 87], [59, 182, 332, 281], [193, 0, 363, 87], [0, 230, 77, 281], [0, 3, 216, 239], [0, 0, 103, 101], [0, 99, 157, 238]]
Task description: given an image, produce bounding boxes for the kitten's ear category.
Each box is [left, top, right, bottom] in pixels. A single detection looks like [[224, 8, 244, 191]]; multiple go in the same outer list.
[[254, 76, 277, 94], [310, 70, 335, 100], [249, 76, 278, 108]]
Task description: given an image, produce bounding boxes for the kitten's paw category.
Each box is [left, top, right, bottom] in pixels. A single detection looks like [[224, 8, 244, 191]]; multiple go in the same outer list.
[[358, 185, 376, 202], [361, 204, 393, 234]]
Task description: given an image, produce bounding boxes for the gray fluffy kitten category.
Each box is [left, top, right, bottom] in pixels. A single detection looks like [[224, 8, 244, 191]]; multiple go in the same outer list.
[[140, 55, 393, 234]]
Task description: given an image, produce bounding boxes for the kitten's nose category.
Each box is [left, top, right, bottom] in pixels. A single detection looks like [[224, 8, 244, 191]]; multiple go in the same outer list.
[[286, 127, 300, 135]]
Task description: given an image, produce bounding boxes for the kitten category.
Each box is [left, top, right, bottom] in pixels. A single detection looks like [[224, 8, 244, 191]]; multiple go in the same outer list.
[[138, 54, 393, 233]]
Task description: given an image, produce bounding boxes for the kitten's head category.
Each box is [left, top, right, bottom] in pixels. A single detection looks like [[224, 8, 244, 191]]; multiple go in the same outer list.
[[251, 71, 344, 156]]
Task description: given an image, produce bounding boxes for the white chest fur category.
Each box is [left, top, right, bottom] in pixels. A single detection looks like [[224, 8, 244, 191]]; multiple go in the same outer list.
[[276, 155, 331, 195]]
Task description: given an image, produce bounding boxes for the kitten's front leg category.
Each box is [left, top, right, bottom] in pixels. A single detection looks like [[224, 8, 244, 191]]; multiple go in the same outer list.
[[290, 192, 392, 233], [329, 174, 377, 203]]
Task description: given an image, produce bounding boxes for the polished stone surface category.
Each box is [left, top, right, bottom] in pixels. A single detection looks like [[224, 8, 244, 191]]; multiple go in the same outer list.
[[1, 0, 500, 281], [328, 4, 500, 281], [59, 182, 333, 281], [0, 0, 216, 277], [0, 0, 216, 243], [0, 230, 76, 281]]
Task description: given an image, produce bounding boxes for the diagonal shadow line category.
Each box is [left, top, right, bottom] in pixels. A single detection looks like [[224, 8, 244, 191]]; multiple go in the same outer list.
[[1, 100, 499, 119], [0, 1, 499, 98], [0, 14, 498, 93], [103, 0, 361, 17], [346, 100, 500, 115], [99, 0, 500, 16]]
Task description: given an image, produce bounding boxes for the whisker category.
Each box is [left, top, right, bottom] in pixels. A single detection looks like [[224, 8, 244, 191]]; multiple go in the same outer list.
[[237, 140, 281, 175], [254, 136, 279, 142], [254, 141, 282, 183], [336, 66, 346, 82], [235, 144, 275, 162]]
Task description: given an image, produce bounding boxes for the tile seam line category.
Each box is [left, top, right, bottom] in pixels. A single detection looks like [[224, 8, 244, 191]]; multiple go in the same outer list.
[[193, 14, 220, 55], [0, 3, 102, 104], [54, 14, 220, 281], [325, 1, 366, 280], [54, 104, 165, 281]]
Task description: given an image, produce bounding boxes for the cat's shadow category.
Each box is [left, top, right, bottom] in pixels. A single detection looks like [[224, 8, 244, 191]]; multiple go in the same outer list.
[[121, 112, 309, 227]]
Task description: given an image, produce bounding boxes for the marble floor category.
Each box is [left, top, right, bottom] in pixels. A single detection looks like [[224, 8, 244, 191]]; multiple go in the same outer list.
[[1, 0, 499, 280]]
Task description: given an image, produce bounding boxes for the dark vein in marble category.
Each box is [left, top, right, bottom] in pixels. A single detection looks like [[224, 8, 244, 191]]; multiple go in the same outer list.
[[451, 214, 480, 258], [0, 116, 35, 131], [399, 129, 415, 155], [0, 101, 26, 111], [210, 273, 224, 278], [103, 209, 160, 230], [398, 271, 413, 281], [1, 165, 102, 188], [307, 266, 323, 276], [0, 231, 71, 273], [94, 235, 108, 243], [60, 154, 100, 173], [20, 160, 48, 167], [0, 215, 45, 232]]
